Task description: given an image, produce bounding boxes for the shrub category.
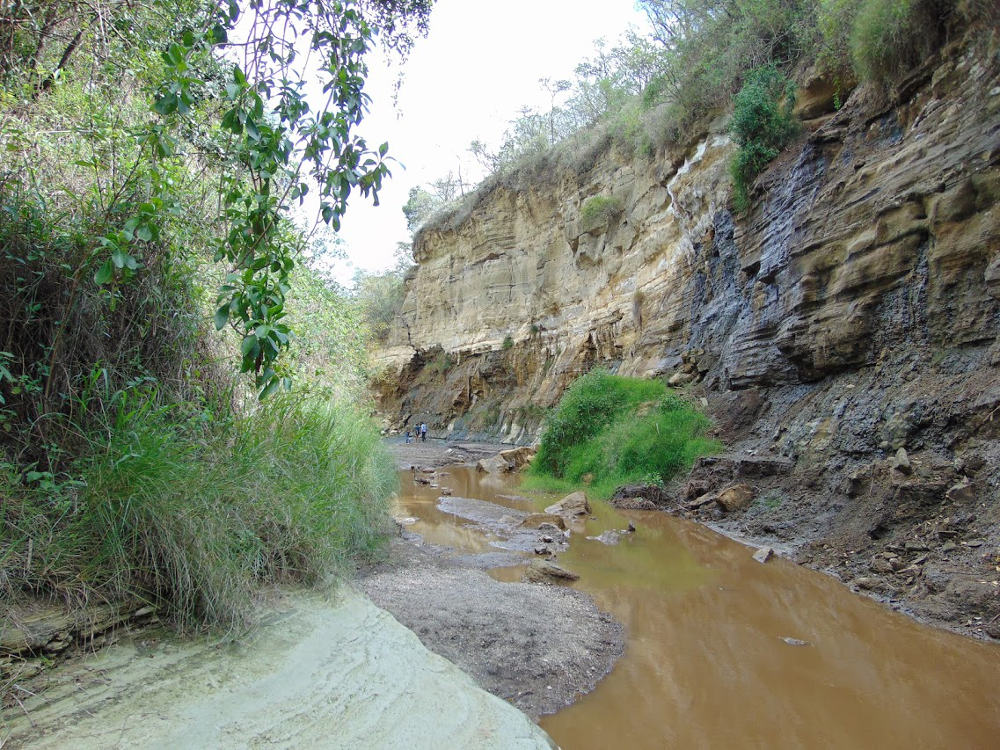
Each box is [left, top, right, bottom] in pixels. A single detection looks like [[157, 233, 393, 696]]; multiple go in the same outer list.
[[530, 371, 718, 498], [729, 65, 799, 213], [849, 0, 948, 86], [580, 195, 624, 230], [1, 390, 394, 631], [502, 334, 515, 350]]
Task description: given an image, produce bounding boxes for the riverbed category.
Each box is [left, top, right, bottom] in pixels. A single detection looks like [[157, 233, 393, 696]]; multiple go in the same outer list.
[[392, 464, 1000, 750]]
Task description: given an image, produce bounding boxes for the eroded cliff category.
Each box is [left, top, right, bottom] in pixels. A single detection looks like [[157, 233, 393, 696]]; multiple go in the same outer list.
[[375, 37, 1000, 636]]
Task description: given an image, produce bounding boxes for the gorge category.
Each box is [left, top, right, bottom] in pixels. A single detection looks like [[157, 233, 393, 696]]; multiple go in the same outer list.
[[374, 33, 1000, 637]]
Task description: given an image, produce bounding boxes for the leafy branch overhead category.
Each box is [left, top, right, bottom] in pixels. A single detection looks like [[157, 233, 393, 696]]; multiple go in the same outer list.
[[116, 0, 427, 398]]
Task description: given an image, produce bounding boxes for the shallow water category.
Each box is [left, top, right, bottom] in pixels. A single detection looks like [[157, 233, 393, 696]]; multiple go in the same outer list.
[[395, 467, 1000, 750]]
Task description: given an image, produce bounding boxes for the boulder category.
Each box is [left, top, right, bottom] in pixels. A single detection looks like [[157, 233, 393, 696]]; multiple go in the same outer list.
[[477, 454, 513, 474], [544, 491, 591, 518], [752, 546, 774, 564], [498, 446, 536, 471], [519, 513, 567, 531], [524, 559, 580, 583], [716, 483, 755, 513]]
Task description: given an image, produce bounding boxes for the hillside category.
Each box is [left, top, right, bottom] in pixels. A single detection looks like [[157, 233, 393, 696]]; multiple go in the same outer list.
[[373, 31, 1000, 636]]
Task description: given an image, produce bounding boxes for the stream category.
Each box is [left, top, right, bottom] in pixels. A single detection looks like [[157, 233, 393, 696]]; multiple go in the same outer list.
[[395, 466, 1000, 750]]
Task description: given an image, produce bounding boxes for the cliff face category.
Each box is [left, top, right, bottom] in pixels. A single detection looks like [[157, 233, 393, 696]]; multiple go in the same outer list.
[[376, 39, 1000, 634]]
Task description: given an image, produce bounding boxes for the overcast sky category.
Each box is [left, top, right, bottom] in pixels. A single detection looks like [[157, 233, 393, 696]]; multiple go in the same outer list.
[[324, 0, 647, 285]]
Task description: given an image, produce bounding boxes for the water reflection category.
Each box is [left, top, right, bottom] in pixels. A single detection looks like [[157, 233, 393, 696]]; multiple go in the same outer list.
[[395, 467, 1000, 750]]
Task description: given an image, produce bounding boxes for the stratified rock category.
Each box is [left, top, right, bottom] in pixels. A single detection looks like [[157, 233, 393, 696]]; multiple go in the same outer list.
[[611, 483, 671, 507], [687, 492, 718, 510], [544, 491, 591, 518], [716, 484, 755, 513], [524, 559, 580, 583]]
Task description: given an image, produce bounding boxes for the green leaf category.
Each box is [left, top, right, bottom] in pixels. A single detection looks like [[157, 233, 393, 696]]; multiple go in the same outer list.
[[136, 224, 153, 242], [94, 260, 114, 285], [240, 336, 259, 357], [154, 93, 177, 116], [259, 377, 280, 400], [214, 303, 230, 330], [210, 24, 228, 45]]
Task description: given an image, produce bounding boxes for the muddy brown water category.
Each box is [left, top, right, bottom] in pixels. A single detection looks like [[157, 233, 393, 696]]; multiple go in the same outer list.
[[395, 467, 1000, 750]]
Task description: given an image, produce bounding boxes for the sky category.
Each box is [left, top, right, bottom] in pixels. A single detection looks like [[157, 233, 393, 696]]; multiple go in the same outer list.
[[325, 0, 648, 285]]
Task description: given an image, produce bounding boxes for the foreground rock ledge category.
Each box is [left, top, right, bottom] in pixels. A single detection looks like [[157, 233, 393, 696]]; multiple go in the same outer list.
[[1, 588, 556, 750]]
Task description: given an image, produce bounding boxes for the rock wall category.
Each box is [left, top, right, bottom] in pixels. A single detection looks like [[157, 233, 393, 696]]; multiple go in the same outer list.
[[375, 38, 1000, 633], [378, 38, 999, 442]]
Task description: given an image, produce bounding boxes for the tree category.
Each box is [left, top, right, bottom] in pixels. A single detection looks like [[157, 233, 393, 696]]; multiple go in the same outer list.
[[143, 0, 433, 397], [539, 77, 571, 144], [352, 242, 413, 343], [402, 186, 442, 231]]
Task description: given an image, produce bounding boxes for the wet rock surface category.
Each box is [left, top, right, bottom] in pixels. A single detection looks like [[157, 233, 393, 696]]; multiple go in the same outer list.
[[1, 589, 556, 749]]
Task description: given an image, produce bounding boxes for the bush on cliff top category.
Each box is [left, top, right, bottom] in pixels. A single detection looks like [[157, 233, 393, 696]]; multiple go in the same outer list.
[[529, 372, 719, 499]]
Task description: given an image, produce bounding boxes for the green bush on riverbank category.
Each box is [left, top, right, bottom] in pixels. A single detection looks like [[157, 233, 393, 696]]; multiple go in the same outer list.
[[0, 1, 427, 632], [526, 372, 720, 499], [1, 392, 394, 631]]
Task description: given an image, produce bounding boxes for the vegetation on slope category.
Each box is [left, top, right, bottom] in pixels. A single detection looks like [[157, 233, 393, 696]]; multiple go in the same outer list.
[[526, 372, 720, 499], [0, 0, 431, 630], [409, 0, 996, 232]]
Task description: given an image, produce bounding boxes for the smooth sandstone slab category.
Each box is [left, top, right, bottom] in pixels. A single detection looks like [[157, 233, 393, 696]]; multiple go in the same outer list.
[[2, 587, 556, 750]]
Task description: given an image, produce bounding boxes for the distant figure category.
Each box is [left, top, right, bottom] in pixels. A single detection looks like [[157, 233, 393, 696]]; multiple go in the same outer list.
[[405, 430, 412, 444], [420, 422, 428, 442]]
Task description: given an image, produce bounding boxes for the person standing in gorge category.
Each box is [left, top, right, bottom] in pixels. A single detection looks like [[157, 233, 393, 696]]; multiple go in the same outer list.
[[420, 422, 427, 442]]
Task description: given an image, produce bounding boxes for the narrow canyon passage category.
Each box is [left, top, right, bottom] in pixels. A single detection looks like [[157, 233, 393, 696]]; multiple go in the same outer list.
[[395, 467, 1000, 750]]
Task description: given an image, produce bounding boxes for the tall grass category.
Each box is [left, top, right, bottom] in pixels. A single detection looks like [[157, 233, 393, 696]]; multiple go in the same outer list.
[[1, 388, 395, 631], [528, 371, 719, 499]]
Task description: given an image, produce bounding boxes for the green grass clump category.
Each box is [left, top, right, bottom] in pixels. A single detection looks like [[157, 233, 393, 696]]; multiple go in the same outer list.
[[580, 195, 624, 230], [848, 0, 944, 85], [528, 371, 719, 498], [1, 389, 395, 632]]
